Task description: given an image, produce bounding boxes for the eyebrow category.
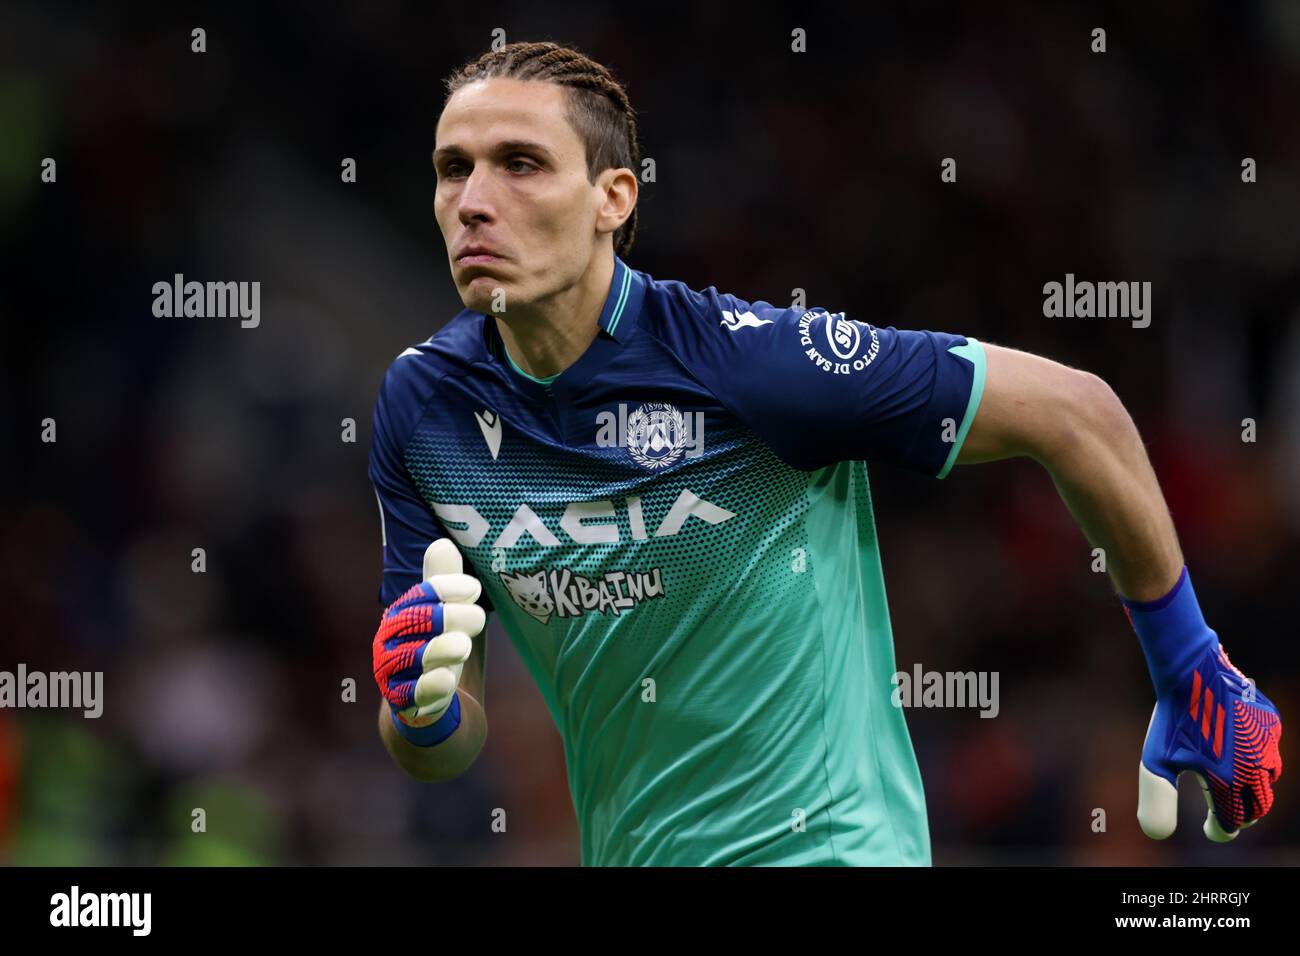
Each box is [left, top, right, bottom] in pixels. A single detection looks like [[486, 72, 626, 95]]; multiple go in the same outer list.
[[433, 140, 557, 163]]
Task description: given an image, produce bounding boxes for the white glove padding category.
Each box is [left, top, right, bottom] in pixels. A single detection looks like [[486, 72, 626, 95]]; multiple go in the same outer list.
[[400, 539, 486, 725]]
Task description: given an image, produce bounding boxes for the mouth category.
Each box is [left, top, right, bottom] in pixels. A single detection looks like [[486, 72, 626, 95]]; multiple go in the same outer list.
[[454, 246, 506, 266]]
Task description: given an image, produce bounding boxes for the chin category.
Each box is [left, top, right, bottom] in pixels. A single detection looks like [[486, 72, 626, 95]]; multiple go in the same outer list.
[[460, 274, 509, 313]]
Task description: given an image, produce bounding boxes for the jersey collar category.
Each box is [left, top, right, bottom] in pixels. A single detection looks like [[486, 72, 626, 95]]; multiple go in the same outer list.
[[596, 255, 646, 343]]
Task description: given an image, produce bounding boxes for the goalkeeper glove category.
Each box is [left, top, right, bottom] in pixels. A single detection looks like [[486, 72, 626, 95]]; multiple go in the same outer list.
[[1125, 566, 1283, 841], [373, 538, 486, 747]]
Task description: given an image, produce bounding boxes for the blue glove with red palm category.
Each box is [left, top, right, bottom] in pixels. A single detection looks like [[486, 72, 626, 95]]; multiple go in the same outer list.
[[373, 539, 486, 747], [1125, 567, 1283, 841]]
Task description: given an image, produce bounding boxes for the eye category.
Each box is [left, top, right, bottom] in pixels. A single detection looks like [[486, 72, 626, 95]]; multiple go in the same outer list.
[[506, 157, 537, 174], [441, 160, 468, 179]]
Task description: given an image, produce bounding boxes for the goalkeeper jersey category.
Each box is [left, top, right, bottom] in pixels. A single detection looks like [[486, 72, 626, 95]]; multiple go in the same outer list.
[[368, 255, 987, 866]]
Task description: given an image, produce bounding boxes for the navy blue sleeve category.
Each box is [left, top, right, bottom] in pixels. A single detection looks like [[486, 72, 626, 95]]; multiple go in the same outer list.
[[367, 354, 495, 612], [696, 297, 987, 476]]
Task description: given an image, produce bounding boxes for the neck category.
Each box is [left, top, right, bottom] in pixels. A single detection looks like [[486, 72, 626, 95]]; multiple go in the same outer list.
[[495, 253, 615, 380]]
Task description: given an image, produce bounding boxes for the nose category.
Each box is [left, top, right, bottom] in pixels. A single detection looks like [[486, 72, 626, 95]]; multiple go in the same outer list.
[[457, 165, 495, 226]]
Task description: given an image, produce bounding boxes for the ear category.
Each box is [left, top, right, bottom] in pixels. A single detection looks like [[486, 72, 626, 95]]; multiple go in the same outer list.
[[595, 167, 638, 236]]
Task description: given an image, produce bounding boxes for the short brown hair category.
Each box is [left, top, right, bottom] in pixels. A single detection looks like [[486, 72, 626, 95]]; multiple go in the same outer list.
[[442, 41, 642, 258]]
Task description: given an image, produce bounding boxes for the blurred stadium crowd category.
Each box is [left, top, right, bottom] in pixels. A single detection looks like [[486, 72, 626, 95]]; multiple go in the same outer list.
[[2, 1, 1299, 864]]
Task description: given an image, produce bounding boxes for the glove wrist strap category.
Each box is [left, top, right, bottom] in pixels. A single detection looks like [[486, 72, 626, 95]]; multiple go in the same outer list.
[[1119, 565, 1217, 696], [390, 692, 462, 747]]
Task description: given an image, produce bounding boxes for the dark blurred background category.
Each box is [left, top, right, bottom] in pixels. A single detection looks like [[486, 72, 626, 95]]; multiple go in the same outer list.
[[2, 0, 1298, 865]]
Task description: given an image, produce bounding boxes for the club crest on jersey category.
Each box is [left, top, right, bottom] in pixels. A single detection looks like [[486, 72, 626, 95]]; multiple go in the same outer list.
[[797, 308, 881, 375], [625, 402, 689, 470], [498, 566, 666, 624]]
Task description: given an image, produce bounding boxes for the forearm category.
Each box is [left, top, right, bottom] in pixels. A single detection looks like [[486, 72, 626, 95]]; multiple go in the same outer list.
[[1031, 375, 1184, 602], [377, 691, 487, 782]]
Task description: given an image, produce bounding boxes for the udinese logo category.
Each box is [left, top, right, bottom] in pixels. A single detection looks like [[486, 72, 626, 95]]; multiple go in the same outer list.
[[626, 402, 689, 470]]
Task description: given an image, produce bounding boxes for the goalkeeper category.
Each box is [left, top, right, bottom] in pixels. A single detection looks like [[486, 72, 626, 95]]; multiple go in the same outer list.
[[368, 41, 1282, 864]]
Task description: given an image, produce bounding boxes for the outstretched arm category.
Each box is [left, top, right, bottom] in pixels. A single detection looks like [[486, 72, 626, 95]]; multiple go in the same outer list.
[[950, 342, 1283, 841]]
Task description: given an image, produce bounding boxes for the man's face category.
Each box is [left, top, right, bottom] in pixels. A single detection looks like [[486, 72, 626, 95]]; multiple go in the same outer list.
[[434, 78, 607, 312]]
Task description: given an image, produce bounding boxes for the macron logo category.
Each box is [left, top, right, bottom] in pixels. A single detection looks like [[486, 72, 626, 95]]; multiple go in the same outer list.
[[475, 408, 502, 460], [720, 309, 773, 331]]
